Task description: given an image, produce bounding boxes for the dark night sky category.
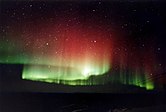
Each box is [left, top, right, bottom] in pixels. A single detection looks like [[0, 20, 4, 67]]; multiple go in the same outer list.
[[0, 1, 166, 112], [0, 0, 166, 92]]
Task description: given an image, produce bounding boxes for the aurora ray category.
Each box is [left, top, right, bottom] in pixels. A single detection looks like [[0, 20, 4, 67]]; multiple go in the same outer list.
[[1, 1, 164, 90]]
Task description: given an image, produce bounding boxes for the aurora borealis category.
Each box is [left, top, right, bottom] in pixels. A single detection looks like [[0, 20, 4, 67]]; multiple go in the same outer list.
[[0, 1, 166, 91]]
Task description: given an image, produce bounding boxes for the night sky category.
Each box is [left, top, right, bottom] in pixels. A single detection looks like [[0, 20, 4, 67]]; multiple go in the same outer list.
[[0, 1, 166, 91]]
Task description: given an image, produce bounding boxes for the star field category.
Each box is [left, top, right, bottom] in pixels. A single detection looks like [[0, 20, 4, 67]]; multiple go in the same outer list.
[[0, 1, 166, 89]]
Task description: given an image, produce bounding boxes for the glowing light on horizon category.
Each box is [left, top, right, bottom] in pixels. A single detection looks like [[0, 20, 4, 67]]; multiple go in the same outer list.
[[0, 14, 157, 90]]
